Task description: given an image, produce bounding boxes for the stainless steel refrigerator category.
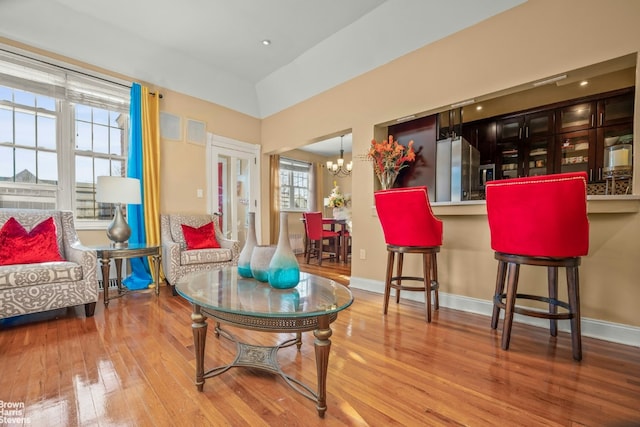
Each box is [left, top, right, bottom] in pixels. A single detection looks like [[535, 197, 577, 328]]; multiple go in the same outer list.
[[435, 137, 480, 202]]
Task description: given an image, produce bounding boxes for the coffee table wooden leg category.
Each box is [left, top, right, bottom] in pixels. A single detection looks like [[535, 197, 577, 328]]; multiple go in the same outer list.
[[313, 314, 332, 418], [191, 304, 208, 392]]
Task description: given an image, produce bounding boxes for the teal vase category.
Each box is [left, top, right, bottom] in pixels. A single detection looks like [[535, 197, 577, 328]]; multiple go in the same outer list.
[[268, 212, 300, 289], [250, 245, 276, 282], [237, 212, 257, 278]]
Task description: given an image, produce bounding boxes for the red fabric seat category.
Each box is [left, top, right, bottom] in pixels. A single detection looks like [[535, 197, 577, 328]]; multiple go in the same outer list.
[[375, 186, 442, 322], [303, 212, 339, 265], [485, 172, 589, 361]]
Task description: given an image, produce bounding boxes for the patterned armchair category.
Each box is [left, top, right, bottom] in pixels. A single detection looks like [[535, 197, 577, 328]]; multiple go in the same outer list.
[[0, 209, 98, 319], [160, 213, 240, 294]]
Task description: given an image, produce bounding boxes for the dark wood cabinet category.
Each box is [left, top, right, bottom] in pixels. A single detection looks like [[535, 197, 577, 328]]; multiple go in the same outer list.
[[597, 92, 635, 127], [556, 101, 596, 133], [495, 110, 555, 178], [555, 129, 596, 179], [466, 87, 634, 183], [389, 115, 438, 195]]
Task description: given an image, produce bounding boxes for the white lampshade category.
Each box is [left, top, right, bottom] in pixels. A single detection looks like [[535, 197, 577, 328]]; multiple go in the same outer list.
[[96, 176, 141, 204]]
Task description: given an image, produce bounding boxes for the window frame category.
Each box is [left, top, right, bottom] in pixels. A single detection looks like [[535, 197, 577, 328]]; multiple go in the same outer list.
[[279, 157, 311, 212], [0, 45, 131, 228]]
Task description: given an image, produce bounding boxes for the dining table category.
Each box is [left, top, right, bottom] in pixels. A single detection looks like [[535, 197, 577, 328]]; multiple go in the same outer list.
[[301, 216, 351, 263]]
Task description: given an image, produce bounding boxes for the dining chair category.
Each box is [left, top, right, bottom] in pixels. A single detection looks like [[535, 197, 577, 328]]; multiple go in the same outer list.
[[374, 186, 443, 322], [485, 172, 589, 361], [302, 212, 340, 266]]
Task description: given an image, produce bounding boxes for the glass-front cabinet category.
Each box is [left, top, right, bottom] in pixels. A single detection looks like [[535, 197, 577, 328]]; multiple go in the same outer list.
[[498, 142, 519, 179], [497, 111, 554, 178], [556, 129, 595, 179], [557, 101, 596, 133], [526, 136, 553, 177]]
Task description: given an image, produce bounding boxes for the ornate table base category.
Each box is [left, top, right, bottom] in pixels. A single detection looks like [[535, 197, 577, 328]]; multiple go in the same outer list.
[[191, 305, 337, 417]]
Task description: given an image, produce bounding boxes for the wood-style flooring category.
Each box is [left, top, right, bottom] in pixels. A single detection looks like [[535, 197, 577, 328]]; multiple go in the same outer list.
[[0, 257, 639, 426]]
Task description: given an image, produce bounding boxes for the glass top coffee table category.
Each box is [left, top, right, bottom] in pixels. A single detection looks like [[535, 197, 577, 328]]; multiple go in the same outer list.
[[175, 267, 354, 417]]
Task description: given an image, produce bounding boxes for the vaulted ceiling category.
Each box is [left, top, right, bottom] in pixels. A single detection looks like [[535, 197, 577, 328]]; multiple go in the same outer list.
[[0, 0, 525, 118]]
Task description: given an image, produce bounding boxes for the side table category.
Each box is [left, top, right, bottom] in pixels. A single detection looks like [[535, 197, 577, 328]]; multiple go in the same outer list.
[[93, 243, 162, 306]]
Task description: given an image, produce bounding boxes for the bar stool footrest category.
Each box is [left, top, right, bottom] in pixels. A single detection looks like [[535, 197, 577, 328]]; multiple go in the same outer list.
[[391, 276, 439, 293], [494, 292, 574, 320]]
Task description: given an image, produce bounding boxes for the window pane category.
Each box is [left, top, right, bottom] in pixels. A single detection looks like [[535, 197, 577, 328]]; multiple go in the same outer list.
[[110, 159, 125, 176], [76, 104, 91, 122], [110, 127, 123, 155], [15, 111, 35, 147], [15, 148, 36, 182], [109, 111, 120, 127], [94, 157, 110, 180], [36, 95, 55, 112], [93, 123, 109, 154], [13, 89, 35, 107], [75, 155, 93, 184], [93, 107, 109, 125], [37, 115, 56, 149], [37, 151, 57, 183], [0, 108, 13, 143], [0, 146, 13, 180], [76, 121, 92, 150], [0, 86, 11, 102]]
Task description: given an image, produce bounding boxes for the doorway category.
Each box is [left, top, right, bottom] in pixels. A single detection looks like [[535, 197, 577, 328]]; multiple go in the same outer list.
[[207, 134, 261, 247]]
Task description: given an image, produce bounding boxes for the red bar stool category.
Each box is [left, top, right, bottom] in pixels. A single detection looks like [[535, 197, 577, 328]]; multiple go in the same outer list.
[[375, 186, 443, 322], [485, 172, 589, 361]]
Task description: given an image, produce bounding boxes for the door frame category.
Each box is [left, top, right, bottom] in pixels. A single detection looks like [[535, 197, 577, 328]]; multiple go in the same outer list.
[[206, 133, 261, 240]]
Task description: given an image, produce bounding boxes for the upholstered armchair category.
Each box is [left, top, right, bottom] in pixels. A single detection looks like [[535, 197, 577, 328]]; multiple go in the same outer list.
[[0, 209, 99, 319], [160, 213, 240, 294]]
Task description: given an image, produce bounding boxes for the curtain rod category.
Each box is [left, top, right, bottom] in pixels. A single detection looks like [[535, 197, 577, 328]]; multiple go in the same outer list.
[[1, 47, 163, 98]]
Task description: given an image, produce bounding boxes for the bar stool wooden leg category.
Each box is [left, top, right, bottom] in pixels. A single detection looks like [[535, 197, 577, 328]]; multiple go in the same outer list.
[[423, 252, 432, 322], [547, 266, 558, 337], [395, 253, 404, 304], [383, 251, 395, 315], [491, 260, 508, 330], [431, 253, 439, 310], [501, 262, 520, 351], [567, 266, 582, 361]]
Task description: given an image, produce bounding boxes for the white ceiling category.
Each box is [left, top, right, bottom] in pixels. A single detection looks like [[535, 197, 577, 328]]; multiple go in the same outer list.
[[0, 0, 525, 120]]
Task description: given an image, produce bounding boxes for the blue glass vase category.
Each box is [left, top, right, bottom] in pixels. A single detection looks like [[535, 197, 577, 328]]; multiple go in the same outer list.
[[268, 212, 300, 289], [237, 212, 257, 278]]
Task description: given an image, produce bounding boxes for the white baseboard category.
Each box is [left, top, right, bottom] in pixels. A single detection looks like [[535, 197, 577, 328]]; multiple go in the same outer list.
[[350, 276, 640, 348]]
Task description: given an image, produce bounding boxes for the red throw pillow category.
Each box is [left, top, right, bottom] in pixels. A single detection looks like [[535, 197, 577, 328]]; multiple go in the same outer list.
[[0, 216, 64, 265], [181, 222, 221, 250]]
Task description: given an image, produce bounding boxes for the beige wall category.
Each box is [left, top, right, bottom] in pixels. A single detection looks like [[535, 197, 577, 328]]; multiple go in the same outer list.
[[2, 0, 639, 328], [260, 0, 640, 327]]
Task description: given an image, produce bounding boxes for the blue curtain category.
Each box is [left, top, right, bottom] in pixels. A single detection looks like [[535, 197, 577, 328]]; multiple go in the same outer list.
[[124, 82, 153, 290]]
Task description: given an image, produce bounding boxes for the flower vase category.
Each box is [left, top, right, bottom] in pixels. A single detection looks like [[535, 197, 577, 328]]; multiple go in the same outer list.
[[268, 212, 300, 289], [237, 212, 257, 278], [333, 207, 351, 221], [377, 170, 398, 190]]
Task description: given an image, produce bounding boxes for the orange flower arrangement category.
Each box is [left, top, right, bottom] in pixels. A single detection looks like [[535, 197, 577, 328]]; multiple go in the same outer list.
[[367, 135, 416, 189]]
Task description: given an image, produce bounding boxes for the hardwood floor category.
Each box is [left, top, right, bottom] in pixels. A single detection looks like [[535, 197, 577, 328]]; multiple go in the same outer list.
[[1, 258, 639, 426]]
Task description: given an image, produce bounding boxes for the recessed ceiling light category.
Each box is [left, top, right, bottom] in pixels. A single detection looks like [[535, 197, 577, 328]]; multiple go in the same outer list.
[[476, 105, 483, 111], [261, 39, 271, 46], [580, 80, 588, 86]]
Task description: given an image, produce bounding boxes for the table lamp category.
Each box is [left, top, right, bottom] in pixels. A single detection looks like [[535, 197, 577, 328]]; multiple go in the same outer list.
[[96, 176, 141, 248]]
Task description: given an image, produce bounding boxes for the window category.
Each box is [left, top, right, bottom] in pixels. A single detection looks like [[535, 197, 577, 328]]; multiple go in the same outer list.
[[0, 47, 130, 221], [279, 157, 310, 211]]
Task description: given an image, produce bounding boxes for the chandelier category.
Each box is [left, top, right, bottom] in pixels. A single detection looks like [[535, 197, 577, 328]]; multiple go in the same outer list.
[[326, 135, 352, 177]]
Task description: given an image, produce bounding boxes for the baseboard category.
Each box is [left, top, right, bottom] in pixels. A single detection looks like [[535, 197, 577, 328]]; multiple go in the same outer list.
[[350, 276, 640, 348]]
